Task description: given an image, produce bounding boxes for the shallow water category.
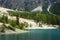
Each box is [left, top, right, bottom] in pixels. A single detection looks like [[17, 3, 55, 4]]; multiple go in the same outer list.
[[0, 29, 60, 40]]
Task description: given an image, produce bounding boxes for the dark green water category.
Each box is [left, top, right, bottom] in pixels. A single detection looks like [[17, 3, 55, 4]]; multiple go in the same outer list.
[[0, 29, 60, 40]]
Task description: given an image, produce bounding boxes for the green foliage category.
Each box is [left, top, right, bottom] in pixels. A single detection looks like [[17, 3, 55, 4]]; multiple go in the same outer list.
[[56, 16, 60, 26], [0, 15, 8, 23], [16, 22, 29, 30], [8, 11, 60, 26], [8, 19, 29, 30], [8, 20, 17, 27], [0, 23, 5, 33], [16, 15, 19, 25], [0, 16, 3, 22], [8, 11, 20, 25], [24, 21, 29, 28], [7, 26, 15, 31], [18, 23, 25, 30]]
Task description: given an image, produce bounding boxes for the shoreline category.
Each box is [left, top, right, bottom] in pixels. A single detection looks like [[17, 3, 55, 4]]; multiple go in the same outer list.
[[0, 28, 28, 35], [25, 27, 57, 29], [0, 31, 28, 35], [0, 27, 58, 35]]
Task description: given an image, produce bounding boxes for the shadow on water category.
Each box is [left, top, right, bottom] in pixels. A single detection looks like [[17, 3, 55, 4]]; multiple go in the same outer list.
[[0, 29, 60, 40]]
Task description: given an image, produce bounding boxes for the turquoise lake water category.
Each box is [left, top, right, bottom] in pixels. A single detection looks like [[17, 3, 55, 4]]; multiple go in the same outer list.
[[0, 29, 60, 40]]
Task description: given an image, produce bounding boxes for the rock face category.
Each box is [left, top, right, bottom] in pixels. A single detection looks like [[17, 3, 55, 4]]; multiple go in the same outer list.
[[0, 0, 60, 11]]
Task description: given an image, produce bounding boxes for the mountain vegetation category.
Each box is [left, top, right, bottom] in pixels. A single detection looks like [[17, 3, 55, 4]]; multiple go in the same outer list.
[[0, 14, 29, 33], [8, 11, 60, 26], [0, 9, 60, 33], [0, 0, 60, 33]]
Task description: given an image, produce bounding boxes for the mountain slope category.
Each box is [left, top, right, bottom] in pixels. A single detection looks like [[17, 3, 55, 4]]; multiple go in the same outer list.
[[0, 0, 60, 11], [50, 3, 60, 15]]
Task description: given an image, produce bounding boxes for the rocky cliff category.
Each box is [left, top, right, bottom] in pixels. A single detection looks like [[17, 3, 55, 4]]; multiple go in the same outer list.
[[0, 0, 60, 11]]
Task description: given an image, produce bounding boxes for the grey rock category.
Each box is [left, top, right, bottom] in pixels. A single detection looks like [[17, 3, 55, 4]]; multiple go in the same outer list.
[[0, 0, 60, 11]]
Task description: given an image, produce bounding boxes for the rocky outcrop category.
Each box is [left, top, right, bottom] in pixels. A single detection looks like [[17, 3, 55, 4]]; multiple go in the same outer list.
[[0, 0, 60, 11]]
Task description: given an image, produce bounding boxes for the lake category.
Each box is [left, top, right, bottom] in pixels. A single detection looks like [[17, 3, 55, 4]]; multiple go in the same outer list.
[[0, 29, 60, 40]]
